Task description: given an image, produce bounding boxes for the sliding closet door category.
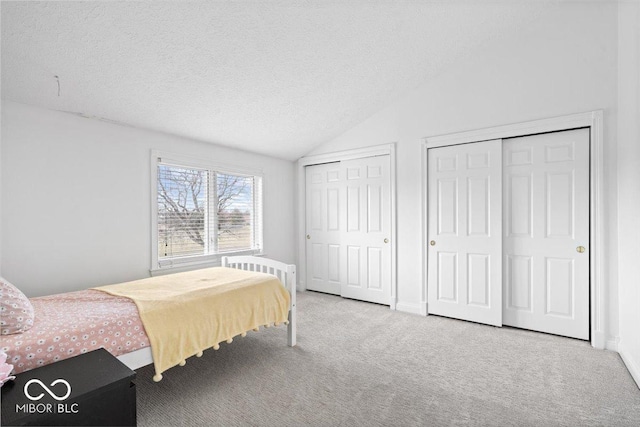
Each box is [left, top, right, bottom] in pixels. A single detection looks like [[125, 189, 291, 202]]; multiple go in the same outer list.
[[427, 140, 502, 326], [340, 156, 391, 305], [305, 162, 343, 295], [305, 156, 392, 304], [503, 128, 590, 340]]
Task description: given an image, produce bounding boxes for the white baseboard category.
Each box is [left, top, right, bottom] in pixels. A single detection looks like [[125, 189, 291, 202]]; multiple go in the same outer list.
[[618, 342, 640, 389], [591, 331, 606, 350], [605, 336, 620, 352], [395, 301, 422, 315], [420, 302, 428, 316]]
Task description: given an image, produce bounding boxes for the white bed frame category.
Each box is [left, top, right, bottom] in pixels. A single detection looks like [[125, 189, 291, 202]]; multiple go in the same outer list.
[[117, 256, 297, 370]]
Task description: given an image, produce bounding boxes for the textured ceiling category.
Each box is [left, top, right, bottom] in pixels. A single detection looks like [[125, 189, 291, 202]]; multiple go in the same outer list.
[[2, 1, 551, 160]]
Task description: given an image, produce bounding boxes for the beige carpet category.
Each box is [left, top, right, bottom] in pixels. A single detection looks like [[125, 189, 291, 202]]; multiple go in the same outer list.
[[136, 291, 640, 426]]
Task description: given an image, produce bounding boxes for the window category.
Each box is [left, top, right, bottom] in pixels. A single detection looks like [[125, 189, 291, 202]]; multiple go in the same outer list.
[[153, 155, 263, 270]]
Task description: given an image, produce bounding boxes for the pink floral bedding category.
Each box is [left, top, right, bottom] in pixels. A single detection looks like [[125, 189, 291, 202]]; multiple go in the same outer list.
[[0, 290, 150, 374]]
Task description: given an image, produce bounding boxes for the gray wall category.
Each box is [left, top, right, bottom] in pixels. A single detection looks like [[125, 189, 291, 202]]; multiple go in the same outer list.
[[1, 101, 296, 296]]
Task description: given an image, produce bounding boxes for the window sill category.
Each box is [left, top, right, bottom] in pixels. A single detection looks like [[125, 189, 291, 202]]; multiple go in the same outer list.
[[149, 250, 265, 276]]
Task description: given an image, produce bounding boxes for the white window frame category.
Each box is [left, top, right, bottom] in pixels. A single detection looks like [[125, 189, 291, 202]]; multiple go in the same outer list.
[[150, 150, 264, 274]]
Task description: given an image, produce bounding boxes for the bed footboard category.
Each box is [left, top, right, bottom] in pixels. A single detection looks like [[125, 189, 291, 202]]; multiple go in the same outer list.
[[222, 256, 297, 346]]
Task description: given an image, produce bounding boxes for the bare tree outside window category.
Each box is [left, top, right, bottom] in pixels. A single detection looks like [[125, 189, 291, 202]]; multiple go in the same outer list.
[[157, 165, 256, 259], [216, 173, 253, 252], [158, 166, 207, 257]]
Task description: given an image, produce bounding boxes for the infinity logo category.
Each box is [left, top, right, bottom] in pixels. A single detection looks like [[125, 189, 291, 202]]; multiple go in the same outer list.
[[24, 379, 72, 401]]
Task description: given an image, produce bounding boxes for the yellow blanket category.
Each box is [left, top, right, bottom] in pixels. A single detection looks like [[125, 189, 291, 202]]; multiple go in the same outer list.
[[93, 267, 290, 379]]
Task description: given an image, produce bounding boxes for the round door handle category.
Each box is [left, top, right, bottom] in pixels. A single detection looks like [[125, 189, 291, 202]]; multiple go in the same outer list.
[[430, 240, 436, 246], [306, 234, 310, 240], [576, 246, 585, 253], [384, 238, 389, 244]]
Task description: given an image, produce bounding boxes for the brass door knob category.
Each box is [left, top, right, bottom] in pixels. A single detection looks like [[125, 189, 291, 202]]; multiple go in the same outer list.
[[384, 238, 389, 243], [306, 234, 310, 240], [430, 240, 436, 246], [576, 246, 585, 253]]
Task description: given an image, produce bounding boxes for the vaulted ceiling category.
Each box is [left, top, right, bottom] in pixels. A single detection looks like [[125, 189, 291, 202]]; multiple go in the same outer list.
[[2, 1, 553, 160]]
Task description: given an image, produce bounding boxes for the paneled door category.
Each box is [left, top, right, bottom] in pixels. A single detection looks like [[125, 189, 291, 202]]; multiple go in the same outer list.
[[305, 156, 392, 305], [305, 162, 343, 295], [340, 156, 391, 305], [503, 128, 590, 339], [427, 140, 503, 326]]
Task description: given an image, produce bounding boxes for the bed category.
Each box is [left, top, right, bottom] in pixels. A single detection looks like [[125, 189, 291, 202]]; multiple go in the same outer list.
[[1, 256, 296, 381]]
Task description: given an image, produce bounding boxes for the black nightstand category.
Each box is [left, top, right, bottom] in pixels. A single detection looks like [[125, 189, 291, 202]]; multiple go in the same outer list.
[[1, 348, 136, 426]]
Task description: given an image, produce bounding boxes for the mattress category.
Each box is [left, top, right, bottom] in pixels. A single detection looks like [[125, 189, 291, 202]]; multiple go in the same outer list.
[[96, 266, 290, 379], [0, 290, 150, 374]]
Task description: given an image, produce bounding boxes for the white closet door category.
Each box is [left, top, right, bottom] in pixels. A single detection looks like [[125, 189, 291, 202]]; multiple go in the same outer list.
[[340, 156, 391, 305], [503, 128, 590, 340], [305, 162, 343, 295], [427, 140, 503, 326]]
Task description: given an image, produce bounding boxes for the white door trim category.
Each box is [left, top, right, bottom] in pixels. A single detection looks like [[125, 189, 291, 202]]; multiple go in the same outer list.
[[422, 110, 605, 349], [297, 144, 398, 309]]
